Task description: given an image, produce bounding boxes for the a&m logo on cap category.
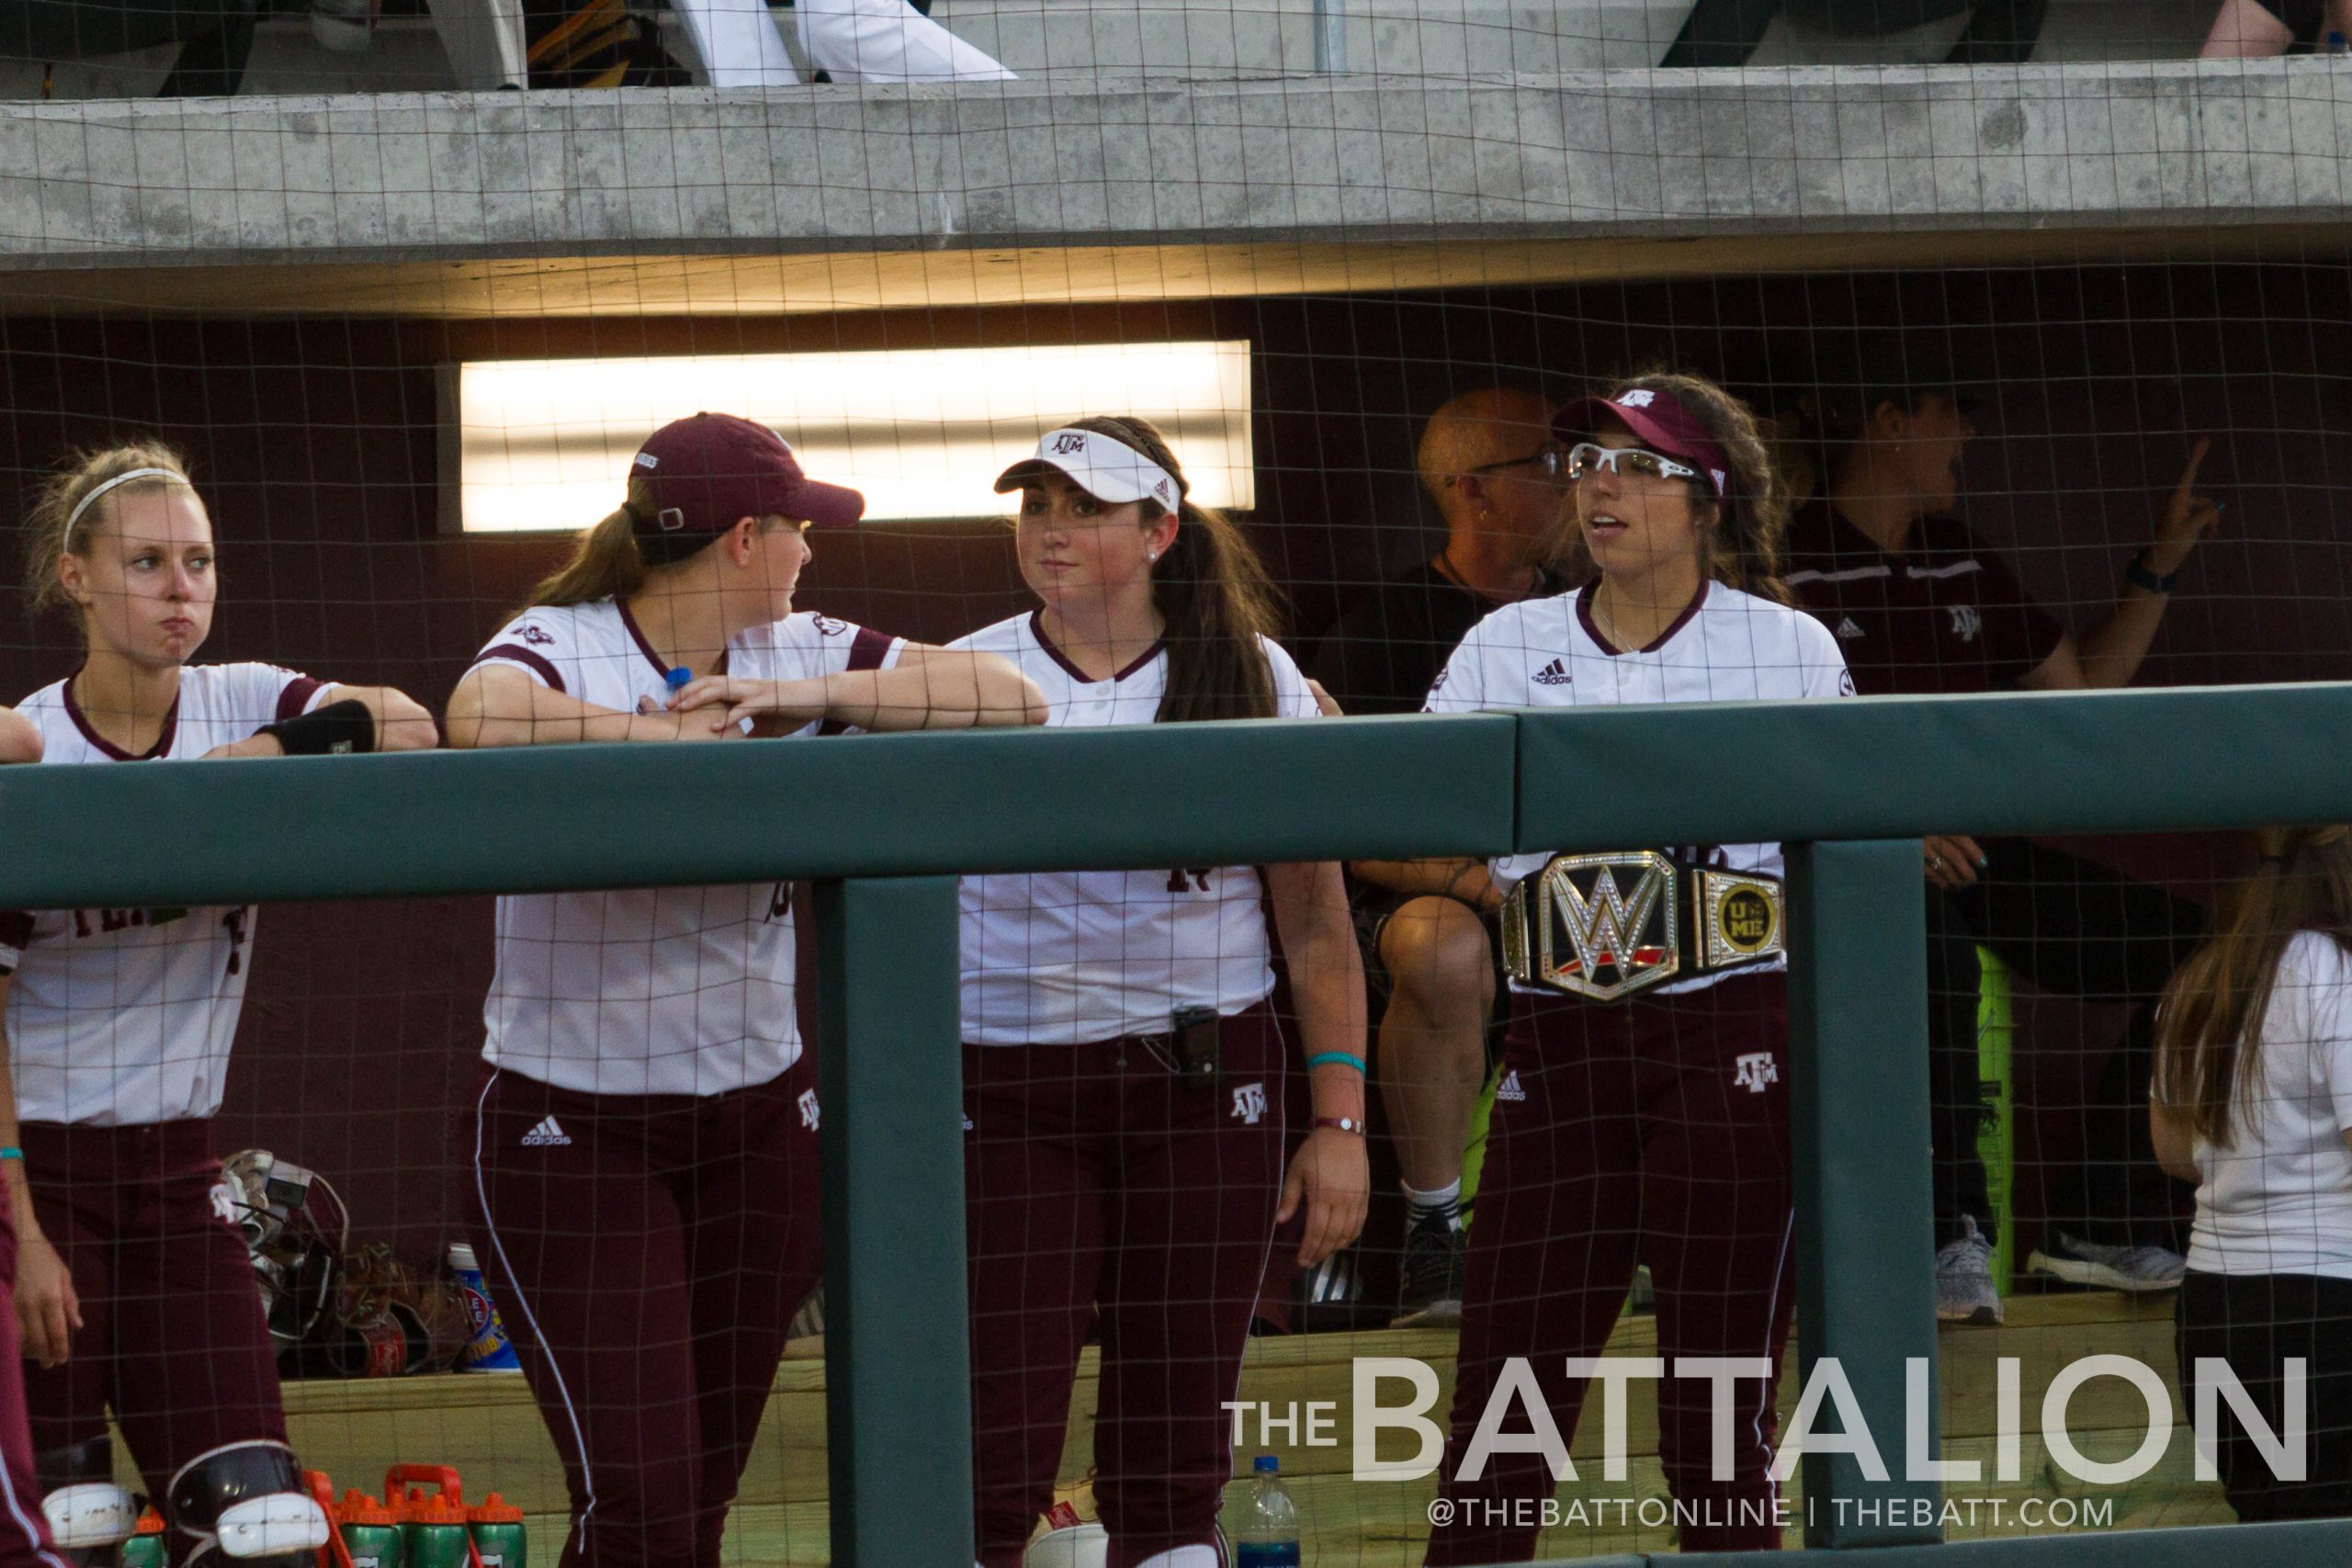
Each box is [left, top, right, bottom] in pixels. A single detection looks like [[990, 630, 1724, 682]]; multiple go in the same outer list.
[[1618, 389, 1657, 408], [635, 453, 660, 470], [1052, 433, 1087, 455]]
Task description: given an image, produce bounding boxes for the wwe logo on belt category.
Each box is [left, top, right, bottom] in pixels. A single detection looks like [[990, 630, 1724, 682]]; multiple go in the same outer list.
[[1540, 853, 1678, 1003]]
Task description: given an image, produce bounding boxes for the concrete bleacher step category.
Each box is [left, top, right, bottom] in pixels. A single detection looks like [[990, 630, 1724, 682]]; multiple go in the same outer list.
[[243, 1290, 2216, 1564]]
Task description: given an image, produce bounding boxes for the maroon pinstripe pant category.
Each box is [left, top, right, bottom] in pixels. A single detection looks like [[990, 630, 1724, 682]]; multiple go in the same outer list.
[[1426, 975, 1795, 1562], [19, 1119, 291, 1507], [466, 1060, 820, 1568], [962, 1004, 1288, 1568]]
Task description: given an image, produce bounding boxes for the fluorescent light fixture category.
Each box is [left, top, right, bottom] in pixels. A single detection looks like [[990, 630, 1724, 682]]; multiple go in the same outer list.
[[443, 341, 1254, 533]]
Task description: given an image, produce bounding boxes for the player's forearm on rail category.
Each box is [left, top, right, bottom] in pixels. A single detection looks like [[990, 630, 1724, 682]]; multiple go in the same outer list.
[[0, 709, 40, 764], [820, 654, 1047, 732], [323, 684, 441, 751], [446, 668, 675, 749]]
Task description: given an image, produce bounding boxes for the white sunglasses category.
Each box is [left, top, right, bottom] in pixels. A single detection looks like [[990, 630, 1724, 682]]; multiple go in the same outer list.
[[1550, 442, 1702, 484]]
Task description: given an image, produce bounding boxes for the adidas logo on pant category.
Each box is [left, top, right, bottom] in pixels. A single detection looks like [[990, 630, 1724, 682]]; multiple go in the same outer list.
[[1496, 1070, 1527, 1102], [520, 1116, 571, 1147], [1531, 659, 1573, 686]]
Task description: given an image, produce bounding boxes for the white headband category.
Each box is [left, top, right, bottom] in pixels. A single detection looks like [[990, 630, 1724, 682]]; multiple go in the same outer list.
[[64, 467, 190, 535]]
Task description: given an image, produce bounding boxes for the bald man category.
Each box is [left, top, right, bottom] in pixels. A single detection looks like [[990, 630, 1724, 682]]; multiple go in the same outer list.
[[1308, 387, 1570, 1325]]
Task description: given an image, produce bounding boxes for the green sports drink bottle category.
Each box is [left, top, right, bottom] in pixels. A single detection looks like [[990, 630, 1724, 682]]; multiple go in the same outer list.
[[402, 1495, 473, 1568], [468, 1494, 527, 1568], [119, 1510, 164, 1568], [340, 1491, 404, 1568]]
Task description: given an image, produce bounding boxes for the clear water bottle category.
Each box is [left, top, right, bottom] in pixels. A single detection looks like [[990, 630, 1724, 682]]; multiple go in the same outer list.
[[1230, 1455, 1302, 1567]]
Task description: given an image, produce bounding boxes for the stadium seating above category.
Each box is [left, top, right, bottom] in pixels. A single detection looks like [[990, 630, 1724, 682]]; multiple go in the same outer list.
[[0, 0, 2270, 100]]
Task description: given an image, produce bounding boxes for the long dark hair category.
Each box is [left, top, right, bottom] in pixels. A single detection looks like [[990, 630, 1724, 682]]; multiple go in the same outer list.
[[2154, 826, 2352, 1147], [1061, 415, 1283, 724], [1551, 370, 1795, 607]]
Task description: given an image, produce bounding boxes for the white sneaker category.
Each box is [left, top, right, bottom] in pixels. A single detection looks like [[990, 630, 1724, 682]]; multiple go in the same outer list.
[[2028, 1231, 2186, 1293], [1936, 1215, 2004, 1325]]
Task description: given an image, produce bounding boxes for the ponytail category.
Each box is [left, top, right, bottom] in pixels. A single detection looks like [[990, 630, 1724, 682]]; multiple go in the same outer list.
[[526, 505, 648, 610], [1063, 416, 1283, 724]]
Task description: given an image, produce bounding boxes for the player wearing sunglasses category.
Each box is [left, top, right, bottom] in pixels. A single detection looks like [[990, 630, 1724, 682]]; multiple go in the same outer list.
[[1420, 374, 1850, 1562]]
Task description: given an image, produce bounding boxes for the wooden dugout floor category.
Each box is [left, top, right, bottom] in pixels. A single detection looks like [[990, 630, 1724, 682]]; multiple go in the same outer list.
[[221, 1290, 2221, 1563]]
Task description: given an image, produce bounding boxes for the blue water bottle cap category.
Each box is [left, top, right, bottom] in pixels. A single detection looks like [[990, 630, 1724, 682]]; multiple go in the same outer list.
[[1253, 1455, 1279, 1473], [665, 667, 693, 693]]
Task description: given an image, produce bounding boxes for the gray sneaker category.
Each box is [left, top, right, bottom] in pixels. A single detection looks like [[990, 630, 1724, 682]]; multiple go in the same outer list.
[[2028, 1231, 2187, 1293], [1936, 1215, 2004, 1325]]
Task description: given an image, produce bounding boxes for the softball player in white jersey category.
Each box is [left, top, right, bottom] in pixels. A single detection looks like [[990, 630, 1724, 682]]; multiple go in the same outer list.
[[1421, 376, 1849, 1562], [953, 416, 1369, 1568], [444, 412, 1041, 1568], [1, 442, 433, 1568]]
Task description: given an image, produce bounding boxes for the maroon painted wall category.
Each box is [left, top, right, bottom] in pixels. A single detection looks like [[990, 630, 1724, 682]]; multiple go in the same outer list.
[[2, 262, 2346, 1271]]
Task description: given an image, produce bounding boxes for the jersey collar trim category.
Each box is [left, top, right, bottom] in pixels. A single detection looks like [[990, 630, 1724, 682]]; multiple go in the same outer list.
[[1028, 610, 1162, 684], [63, 669, 178, 761], [617, 599, 729, 682], [1576, 579, 1709, 658]]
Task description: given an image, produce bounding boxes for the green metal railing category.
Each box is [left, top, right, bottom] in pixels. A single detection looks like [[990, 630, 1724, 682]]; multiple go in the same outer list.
[[6, 683, 2352, 1566]]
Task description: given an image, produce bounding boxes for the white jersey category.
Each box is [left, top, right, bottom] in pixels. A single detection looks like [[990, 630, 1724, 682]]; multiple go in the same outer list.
[[2186, 931, 2352, 1280], [1425, 581, 1852, 996], [471, 600, 901, 1097], [0, 663, 331, 1125], [951, 612, 1324, 1045]]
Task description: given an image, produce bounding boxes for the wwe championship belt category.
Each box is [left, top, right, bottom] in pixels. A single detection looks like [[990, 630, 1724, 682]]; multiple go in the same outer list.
[[1501, 851, 1786, 1003]]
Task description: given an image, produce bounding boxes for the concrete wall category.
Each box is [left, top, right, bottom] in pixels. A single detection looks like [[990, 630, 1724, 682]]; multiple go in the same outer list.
[[2, 57, 2346, 299]]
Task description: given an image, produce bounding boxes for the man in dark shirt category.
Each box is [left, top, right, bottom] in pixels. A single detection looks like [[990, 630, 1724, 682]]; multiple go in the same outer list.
[[1308, 387, 1568, 1325], [1786, 344, 2222, 1325]]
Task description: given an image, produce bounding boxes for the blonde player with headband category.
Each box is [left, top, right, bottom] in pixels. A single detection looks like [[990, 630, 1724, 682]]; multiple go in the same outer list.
[[0, 443, 435, 1568], [952, 416, 1370, 1568], [446, 413, 1044, 1568]]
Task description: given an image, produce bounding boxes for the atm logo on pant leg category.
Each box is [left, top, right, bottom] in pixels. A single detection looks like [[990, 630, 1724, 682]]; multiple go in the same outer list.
[[1733, 1052, 1779, 1094], [1230, 1082, 1266, 1124]]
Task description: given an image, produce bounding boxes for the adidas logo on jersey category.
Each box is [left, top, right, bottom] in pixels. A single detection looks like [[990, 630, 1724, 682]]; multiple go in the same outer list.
[[1834, 616, 1866, 640], [1531, 659, 1573, 687], [520, 1116, 571, 1148], [1496, 1070, 1527, 1102]]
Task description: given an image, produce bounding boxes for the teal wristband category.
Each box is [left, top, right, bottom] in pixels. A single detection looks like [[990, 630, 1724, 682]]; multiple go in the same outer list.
[[1305, 1052, 1367, 1075], [0, 1147, 20, 1162]]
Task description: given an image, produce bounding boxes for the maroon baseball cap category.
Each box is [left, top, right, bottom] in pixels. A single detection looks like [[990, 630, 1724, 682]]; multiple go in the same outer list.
[[1553, 387, 1733, 502], [629, 412, 865, 539]]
